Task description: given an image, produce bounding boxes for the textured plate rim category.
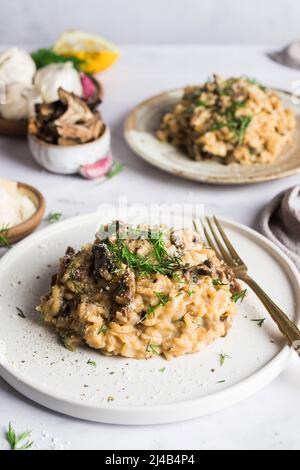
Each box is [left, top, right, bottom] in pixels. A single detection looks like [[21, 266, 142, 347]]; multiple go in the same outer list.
[[124, 88, 300, 185], [0, 212, 299, 425]]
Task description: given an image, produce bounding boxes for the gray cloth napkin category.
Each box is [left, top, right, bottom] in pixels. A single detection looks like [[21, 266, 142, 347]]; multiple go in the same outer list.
[[268, 40, 300, 70], [260, 186, 300, 271]]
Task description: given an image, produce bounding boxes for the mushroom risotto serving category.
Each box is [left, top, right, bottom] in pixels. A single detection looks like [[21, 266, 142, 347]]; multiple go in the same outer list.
[[157, 76, 296, 165], [37, 222, 243, 360]]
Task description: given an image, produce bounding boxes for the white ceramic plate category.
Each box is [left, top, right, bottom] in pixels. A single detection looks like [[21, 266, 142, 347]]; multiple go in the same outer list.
[[124, 89, 300, 185], [0, 211, 299, 425]]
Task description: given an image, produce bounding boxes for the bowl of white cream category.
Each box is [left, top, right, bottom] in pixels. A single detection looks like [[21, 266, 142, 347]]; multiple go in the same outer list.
[[0, 179, 46, 244]]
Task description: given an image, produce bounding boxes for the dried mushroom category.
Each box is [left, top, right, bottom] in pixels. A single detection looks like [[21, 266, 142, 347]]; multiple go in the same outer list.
[[29, 87, 104, 145]]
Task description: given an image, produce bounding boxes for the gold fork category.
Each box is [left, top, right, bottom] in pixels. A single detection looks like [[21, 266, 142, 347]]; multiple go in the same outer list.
[[194, 216, 300, 352]]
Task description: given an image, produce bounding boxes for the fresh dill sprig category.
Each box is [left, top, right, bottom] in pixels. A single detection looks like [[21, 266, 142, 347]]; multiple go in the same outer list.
[[147, 292, 170, 316], [31, 48, 85, 70], [212, 279, 228, 287], [87, 359, 97, 367], [245, 77, 266, 91], [219, 353, 231, 367], [196, 99, 209, 107], [5, 423, 33, 450], [158, 367, 166, 373], [232, 289, 247, 303], [106, 161, 124, 180], [251, 318, 266, 328], [98, 324, 108, 335], [47, 212, 62, 223], [187, 289, 195, 297], [107, 231, 183, 278], [16, 307, 26, 319], [0, 225, 10, 247], [59, 332, 77, 352], [146, 343, 160, 355]]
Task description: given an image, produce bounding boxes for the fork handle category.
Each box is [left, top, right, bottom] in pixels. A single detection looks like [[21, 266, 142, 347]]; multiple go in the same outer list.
[[240, 274, 300, 353]]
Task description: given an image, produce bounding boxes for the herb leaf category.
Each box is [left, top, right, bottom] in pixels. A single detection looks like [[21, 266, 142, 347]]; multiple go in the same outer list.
[[187, 289, 195, 297], [146, 343, 160, 355], [0, 225, 10, 247], [212, 279, 228, 287], [251, 318, 266, 328], [219, 353, 231, 366], [245, 77, 266, 91], [196, 99, 208, 107], [31, 48, 85, 70], [147, 292, 170, 316], [16, 307, 26, 319], [47, 212, 62, 224], [98, 324, 108, 335], [87, 359, 97, 367], [6, 423, 33, 450], [106, 161, 124, 180], [232, 289, 247, 303], [107, 230, 183, 279]]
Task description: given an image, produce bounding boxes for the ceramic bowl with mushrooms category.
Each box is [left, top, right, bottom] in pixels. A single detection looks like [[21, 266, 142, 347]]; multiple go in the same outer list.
[[28, 87, 111, 178]]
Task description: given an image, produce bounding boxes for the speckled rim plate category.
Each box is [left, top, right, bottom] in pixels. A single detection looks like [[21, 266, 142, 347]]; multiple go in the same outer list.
[[0, 210, 299, 425], [124, 88, 300, 185]]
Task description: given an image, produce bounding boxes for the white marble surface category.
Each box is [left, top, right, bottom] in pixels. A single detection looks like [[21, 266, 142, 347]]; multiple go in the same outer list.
[[0, 45, 300, 450]]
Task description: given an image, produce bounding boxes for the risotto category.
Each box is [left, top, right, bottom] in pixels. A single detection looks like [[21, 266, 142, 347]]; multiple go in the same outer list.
[[157, 76, 296, 165], [37, 222, 243, 360]]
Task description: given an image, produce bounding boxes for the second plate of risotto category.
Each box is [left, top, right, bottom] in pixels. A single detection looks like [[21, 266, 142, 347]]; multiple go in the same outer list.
[[0, 209, 299, 424], [125, 76, 300, 184]]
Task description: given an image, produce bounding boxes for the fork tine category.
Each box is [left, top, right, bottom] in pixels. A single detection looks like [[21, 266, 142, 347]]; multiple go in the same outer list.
[[193, 219, 214, 253], [205, 217, 233, 265], [192, 220, 204, 243], [213, 216, 244, 265], [201, 220, 220, 257]]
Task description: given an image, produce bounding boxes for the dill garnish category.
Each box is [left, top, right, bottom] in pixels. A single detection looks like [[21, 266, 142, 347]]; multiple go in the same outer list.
[[5, 422, 33, 450], [232, 289, 247, 303], [31, 48, 85, 70], [212, 279, 228, 287], [98, 324, 108, 335], [196, 99, 209, 107], [87, 359, 97, 367], [245, 77, 266, 91], [0, 225, 10, 247], [106, 161, 124, 180], [16, 307, 26, 319], [210, 98, 252, 145], [147, 292, 170, 316], [219, 353, 231, 366], [47, 212, 62, 223], [187, 289, 195, 297], [107, 230, 184, 278], [251, 318, 266, 328], [146, 344, 160, 355]]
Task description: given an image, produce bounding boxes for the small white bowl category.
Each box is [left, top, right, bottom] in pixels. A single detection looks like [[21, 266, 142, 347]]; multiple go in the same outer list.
[[28, 125, 111, 175]]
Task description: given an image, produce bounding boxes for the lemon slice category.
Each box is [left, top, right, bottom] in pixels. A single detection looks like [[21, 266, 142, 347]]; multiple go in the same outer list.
[[53, 30, 119, 74]]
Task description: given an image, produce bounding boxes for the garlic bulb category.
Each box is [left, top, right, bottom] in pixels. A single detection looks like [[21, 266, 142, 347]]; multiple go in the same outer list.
[[0, 83, 41, 120], [34, 62, 83, 103], [0, 48, 36, 87]]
